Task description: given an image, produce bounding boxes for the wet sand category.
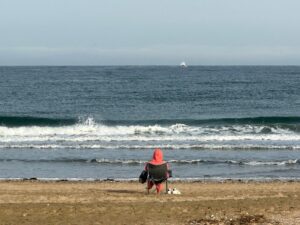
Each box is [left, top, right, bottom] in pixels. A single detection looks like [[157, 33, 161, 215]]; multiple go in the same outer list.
[[0, 181, 299, 225]]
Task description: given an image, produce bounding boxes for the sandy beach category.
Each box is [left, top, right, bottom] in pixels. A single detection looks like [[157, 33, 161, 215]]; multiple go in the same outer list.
[[0, 181, 299, 225]]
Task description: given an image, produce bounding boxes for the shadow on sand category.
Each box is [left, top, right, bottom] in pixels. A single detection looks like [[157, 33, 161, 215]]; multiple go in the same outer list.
[[105, 189, 141, 194]]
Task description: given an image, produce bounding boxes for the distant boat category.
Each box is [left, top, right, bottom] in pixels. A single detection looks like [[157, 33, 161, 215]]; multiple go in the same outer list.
[[180, 62, 187, 68]]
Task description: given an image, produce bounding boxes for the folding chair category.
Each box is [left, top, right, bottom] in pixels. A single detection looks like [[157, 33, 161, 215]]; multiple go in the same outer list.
[[146, 163, 170, 194]]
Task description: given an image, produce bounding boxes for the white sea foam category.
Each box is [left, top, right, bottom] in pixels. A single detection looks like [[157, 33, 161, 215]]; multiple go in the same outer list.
[[0, 143, 300, 150], [92, 159, 146, 164], [1, 158, 299, 166], [245, 159, 299, 166], [1, 133, 300, 143], [0, 119, 300, 150]]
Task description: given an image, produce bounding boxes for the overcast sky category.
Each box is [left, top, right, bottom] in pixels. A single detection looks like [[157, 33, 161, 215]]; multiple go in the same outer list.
[[0, 0, 299, 65]]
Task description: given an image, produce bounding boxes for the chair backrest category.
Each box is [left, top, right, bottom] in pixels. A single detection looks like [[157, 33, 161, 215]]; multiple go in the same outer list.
[[147, 163, 168, 182]]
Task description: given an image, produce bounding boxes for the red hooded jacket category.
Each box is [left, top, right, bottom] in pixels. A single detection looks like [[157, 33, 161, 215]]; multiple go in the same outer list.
[[149, 148, 164, 165]]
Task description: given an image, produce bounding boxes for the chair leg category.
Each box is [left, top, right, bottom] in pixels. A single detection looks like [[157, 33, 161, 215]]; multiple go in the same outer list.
[[147, 180, 150, 194], [165, 180, 168, 194]]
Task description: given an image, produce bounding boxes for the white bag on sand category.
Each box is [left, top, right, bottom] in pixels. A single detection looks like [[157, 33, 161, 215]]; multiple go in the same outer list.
[[167, 188, 181, 195]]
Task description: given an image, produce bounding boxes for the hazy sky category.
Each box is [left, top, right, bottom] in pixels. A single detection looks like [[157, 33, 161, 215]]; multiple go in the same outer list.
[[0, 0, 300, 65]]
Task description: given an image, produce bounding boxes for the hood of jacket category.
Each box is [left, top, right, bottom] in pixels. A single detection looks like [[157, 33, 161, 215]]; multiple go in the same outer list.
[[149, 148, 164, 165]]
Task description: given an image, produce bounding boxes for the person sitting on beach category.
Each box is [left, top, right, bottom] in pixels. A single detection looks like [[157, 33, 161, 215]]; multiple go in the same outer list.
[[143, 148, 171, 194]]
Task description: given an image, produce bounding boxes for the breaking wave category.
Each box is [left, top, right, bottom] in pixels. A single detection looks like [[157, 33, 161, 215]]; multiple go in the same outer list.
[[1, 115, 300, 127], [0, 158, 298, 166], [0, 116, 300, 150], [0, 116, 77, 127]]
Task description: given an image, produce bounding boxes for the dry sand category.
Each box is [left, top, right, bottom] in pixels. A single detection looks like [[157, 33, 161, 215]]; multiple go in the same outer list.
[[0, 180, 299, 225]]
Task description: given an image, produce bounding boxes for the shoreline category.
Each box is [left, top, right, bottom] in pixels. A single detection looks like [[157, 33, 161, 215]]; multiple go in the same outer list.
[[1, 177, 300, 183], [0, 180, 300, 224]]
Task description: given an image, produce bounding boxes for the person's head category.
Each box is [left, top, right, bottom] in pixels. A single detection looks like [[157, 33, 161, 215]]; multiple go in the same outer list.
[[152, 148, 163, 162]]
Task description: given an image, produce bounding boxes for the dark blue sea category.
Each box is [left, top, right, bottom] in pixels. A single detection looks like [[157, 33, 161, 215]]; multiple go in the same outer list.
[[0, 66, 300, 181]]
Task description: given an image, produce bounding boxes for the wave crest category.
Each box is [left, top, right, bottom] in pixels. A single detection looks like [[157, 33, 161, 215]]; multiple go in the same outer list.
[[0, 158, 298, 166], [0, 116, 300, 150], [0, 116, 76, 127], [1, 115, 300, 127]]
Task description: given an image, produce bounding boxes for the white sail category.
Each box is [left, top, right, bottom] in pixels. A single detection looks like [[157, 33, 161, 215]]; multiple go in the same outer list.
[[180, 62, 187, 67]]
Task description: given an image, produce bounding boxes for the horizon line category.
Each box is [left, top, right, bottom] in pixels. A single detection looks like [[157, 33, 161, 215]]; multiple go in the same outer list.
[[1, 64, 300, 67]]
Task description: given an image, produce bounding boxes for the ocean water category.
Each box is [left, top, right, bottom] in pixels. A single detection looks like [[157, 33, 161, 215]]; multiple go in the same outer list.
[[0, 66, 300, 180]]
